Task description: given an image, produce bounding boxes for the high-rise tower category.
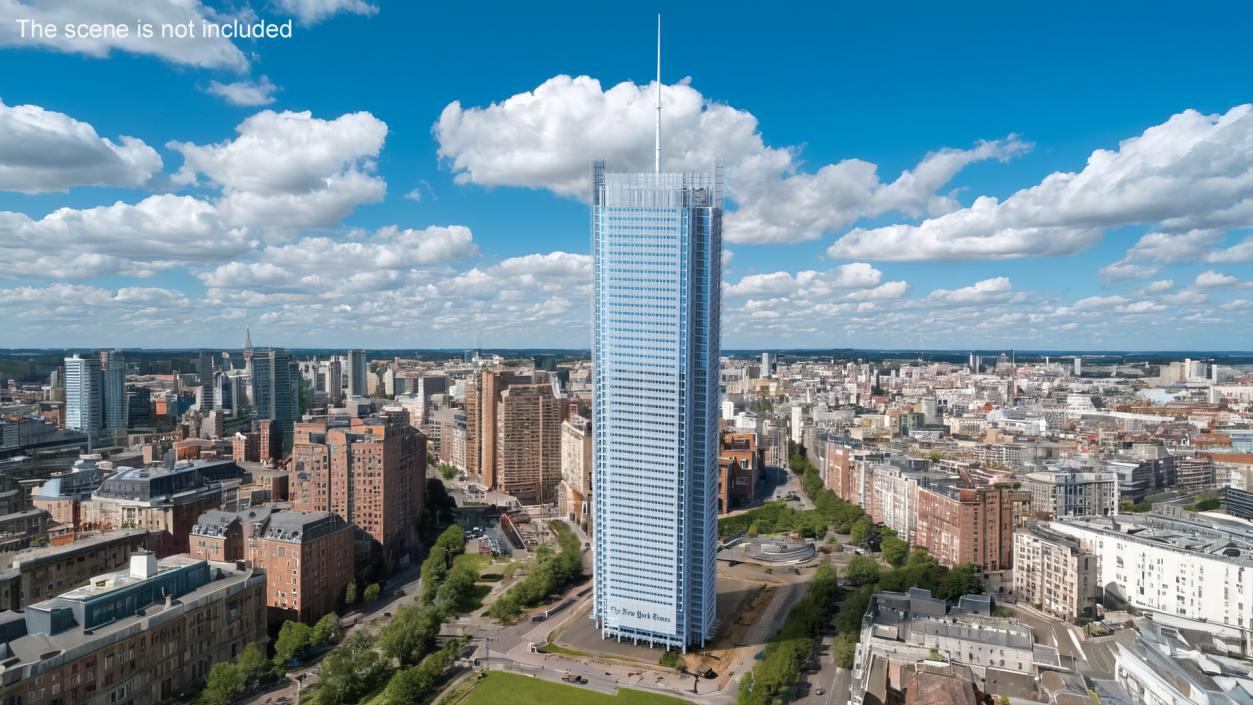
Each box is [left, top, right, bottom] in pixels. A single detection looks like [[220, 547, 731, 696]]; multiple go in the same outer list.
[[591, 17, 722, 650], [65, 355, 102, 444]]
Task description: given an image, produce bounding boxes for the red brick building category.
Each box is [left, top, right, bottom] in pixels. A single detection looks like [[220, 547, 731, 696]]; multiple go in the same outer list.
[[191, 507, 353, 625], [718, 432, 758, 514], [232, 431, 261, 463], [290, 412, 425, 562], [913, 483, 1030, 571]]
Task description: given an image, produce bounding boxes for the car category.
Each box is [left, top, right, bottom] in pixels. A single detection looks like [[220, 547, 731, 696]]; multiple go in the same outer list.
[[816, 688, 825, 696], [576, 676, 588, 685]]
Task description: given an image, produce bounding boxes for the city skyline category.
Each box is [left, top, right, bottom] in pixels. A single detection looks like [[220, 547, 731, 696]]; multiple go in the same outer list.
[[1, 2, 1251, 350]]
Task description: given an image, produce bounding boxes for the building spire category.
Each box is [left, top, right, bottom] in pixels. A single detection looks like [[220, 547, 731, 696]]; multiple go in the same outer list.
[[655, 13, 661, 174], [244, 326, 252, 352]]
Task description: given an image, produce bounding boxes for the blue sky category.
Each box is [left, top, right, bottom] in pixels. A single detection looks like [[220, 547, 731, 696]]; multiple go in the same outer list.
[[0, 0, 1250, 350]]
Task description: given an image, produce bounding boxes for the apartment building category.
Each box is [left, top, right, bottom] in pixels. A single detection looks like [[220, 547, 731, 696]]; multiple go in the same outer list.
[[1022, 468, 1119, 518], [289, 412, 425, 561], [191, 507, 353, 625], [914, 482, 1030, 571], [495, 383, 562, 504], [1050, 513, 1253, 657], [718, 432, 758, 514], [559, 415, 592, 533], [1012, 521, 1100, 621]]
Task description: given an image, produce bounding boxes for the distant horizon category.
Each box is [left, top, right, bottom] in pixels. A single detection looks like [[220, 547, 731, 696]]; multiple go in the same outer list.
[[4, 346, 1252, 357]]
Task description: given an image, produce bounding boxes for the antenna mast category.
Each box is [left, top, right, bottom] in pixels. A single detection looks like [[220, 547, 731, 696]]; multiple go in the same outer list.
[[655, 14, 661, 174]]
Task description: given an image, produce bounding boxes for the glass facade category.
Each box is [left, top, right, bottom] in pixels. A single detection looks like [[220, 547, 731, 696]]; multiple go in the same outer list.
[[591, 161, 722, 650]]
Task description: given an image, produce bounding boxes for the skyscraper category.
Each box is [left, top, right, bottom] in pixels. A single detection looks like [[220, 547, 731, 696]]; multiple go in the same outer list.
[[249, 348, 300, 456], [591, 25, 722, 649], [102, 351, 128, 437], [197, 350, 215, 409], [346, 349, 368, 398], [64, 355, 102, 443]]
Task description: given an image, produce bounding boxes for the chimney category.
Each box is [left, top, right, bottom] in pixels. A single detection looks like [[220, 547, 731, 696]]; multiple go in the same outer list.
[[129, 551, 158, 580]]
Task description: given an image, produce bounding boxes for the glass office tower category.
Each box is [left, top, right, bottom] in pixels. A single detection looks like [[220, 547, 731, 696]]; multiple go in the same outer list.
[[591, 161, 722, 650]]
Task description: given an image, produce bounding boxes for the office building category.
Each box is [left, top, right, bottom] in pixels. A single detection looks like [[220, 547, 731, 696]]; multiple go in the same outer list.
[[196, 350, 215, 409], [346, 349, 368, 398], [323, 357, 343, 406], [1012, 521, 1100, 621], [590, 150, 723, 647], [101, 351, 127, 439], [79, 459, 246, 556], [248, 348, 300, 457], [126, 385, 151, 427], [0, 554, 266, 705], [64, 355, 102, 444]]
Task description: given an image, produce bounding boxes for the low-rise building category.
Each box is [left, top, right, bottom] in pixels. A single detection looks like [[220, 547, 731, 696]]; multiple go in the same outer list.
[[0, 553, 266, 705], [0, 529, 150, 610], [850, 588, 1045, 704], [79, 459, 246, 556], [1112, 620, 1253, 705]]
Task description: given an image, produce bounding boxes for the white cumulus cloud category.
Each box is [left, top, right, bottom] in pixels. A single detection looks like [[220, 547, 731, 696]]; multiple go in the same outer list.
[[828, 104, 1253, 260], [434, 75, 1028, 244], [204, 76, 279, 106], [169, 109, 388, 229], [0, 100, 161, 193]]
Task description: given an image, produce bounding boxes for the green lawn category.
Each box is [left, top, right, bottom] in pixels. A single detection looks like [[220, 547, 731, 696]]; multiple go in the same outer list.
[[460, 672, 692, 705]]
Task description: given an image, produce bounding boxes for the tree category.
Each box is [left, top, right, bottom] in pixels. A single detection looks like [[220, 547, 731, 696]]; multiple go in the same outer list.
[[273, 620, 314, 666], [844, 555, 880, 586], [379, 605, 443, 666], [312, 613, 343, 646], [384, 665, 435, 705], [833, 632, 858, 669], [660, 650, 680, 668], [881, 534, 909, 568], [364, 583, 381, 602], [313, 632, 388, 705], [936, 563, 983, 601], [235, 643, 272, 683], [849, 517, 873, 546], [199, 661, 245, 705], [746, 522, 759, 538], [345, 580, 359, 606], [439, 463, 458, 481]]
